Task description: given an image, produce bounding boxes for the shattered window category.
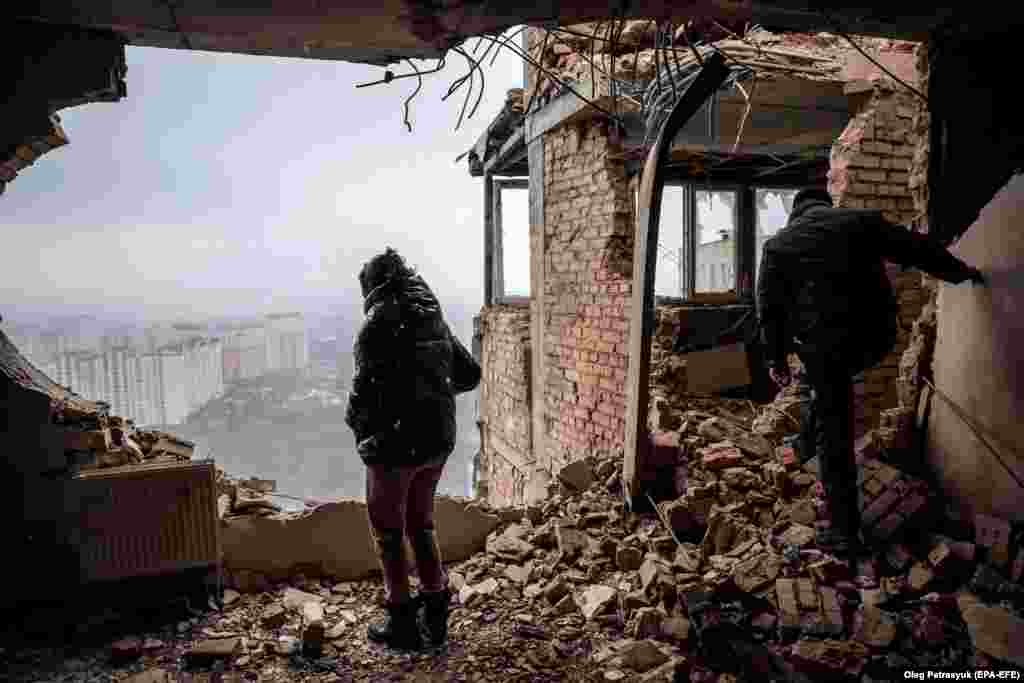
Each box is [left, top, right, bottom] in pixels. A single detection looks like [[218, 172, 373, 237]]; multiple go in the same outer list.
[[754, 188, 798, 286], [694, 190, 738, 294], [655, 184, 685, 298]]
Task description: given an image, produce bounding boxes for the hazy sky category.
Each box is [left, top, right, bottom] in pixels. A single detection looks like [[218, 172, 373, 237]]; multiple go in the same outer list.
[[1, 43, 524, 325]]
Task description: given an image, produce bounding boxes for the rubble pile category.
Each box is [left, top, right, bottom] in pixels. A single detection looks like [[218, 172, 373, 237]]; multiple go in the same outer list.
[[52, 399, 195, 472], [217, 472, 285, 519], [531, 24, 896, 105], [6, 393, 1023, 682]]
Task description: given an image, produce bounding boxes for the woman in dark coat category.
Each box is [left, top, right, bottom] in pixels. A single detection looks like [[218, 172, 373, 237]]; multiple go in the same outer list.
[[345, 247, 479, 650]]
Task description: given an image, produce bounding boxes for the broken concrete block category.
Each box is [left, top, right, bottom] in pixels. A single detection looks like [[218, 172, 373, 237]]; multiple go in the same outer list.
[[558, 460, 595, 492], [543, 576, 571, 605], [504, 562, 532, 584], [616, 545, 643, 571], [731, 553, 782, 593], [858, 459, 932, 544], [555, 524, 590, 559], [633, 607, 663, 639], [791, 639, 868, 678], [700, 442, 744, 471], [776, 577, 838, 639], [261, 605, 287, 629], [186, 638, 241, 663], [958, 592, 1024, 667], [658, 499, 698, 538], [638, 655, 689, 683], [221, 497, 499, 583], [619, 639, 670, 673], [282, 588, 322, 611], [854, 606, 898, 648], [698, 418, 772, 459], [579, 585, 617, 620], [778, 523, 815, 548], [776, 445, 799, 470], [762, 462, 791, 494], [639, 558, 668, 594], [674, 544, 701, 573], [486, 527, 536, 563], [660, 616, 690, 643], [720, 467, 760, 490], [301, 601, 325, 653]]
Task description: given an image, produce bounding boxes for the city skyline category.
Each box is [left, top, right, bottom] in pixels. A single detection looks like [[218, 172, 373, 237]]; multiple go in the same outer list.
[[3, 312, 311, 427]]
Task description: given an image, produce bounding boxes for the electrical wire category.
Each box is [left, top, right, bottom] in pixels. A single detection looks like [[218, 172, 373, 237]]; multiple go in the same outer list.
[[402, 59, 423, 133], [824, 14, 928, 103], [477, 33, 624, 127], [922, 377, 1024, 492]]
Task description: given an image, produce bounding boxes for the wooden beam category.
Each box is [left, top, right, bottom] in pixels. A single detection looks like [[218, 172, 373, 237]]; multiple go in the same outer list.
[[528, 136, 548, 478], [622, 52, 732, 509]]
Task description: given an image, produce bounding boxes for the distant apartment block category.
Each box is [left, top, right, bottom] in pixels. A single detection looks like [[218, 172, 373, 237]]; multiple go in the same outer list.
[[6, 313, 308, 424], [265, 312, 309, 373]]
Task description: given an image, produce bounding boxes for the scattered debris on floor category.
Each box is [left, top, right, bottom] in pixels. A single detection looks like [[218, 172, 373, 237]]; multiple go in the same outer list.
[[4, 392, 1023, 682]]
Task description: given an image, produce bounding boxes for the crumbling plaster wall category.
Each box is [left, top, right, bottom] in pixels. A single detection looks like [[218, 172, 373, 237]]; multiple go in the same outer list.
[[928, 175, 1024, 523], [912, 38, 1024, 523]]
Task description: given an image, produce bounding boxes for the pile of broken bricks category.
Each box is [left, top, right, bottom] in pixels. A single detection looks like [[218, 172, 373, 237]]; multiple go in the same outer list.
[[57, 404, 196, 472], [6, 392, 1024, 682], [217, 473, 286, 518]]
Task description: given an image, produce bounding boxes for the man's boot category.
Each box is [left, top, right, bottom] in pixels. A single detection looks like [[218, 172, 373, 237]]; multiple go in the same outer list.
[[417, 588, 451, 645], [367, 600, 423, 650]]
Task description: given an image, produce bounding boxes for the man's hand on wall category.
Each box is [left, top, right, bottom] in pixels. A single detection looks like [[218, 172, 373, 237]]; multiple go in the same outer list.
[[769, 366, 791, 388]]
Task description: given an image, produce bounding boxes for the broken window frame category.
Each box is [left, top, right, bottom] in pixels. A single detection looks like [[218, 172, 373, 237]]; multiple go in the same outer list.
[[487, 176, 530, 306], [654, 179, 804, 305]]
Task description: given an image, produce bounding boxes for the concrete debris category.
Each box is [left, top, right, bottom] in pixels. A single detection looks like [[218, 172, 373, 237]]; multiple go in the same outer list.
[[957, 592, 1024, 667], [557, 459, 595, 492], [18, 392, 1021, 682], [579, 585, 617, 620], [619, 639, 670, 673]]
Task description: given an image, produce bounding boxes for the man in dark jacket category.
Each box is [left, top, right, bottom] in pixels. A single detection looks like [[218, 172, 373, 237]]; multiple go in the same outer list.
[[757, 188, 984, 557], [345, 247, 478, 650]]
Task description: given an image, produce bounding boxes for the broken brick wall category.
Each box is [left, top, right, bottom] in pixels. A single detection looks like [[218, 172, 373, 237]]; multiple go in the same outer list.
[[476, 306, 532, 506], [542, 120, 634, 477], [828, 85, 925, 437]]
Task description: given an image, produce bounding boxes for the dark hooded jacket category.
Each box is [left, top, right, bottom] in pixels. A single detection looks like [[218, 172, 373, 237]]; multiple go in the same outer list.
[[344, 263, 456, 466], [757, 200, 976, 373]]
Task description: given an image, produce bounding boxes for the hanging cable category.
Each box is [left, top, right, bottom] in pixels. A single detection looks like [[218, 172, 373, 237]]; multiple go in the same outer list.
[[402, 59, 423, 133], [922, 377, 1024, 492]]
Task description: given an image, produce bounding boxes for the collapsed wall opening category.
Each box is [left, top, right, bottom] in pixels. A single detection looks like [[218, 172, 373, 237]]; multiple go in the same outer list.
[[470, 23, 930, 509]]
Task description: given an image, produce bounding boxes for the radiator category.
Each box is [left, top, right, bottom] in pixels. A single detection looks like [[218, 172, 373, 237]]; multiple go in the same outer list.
[[71, 459, 221, 582]]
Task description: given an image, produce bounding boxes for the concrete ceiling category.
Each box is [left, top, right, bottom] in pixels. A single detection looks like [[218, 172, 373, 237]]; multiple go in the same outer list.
[[8, 2, 1000, 66]]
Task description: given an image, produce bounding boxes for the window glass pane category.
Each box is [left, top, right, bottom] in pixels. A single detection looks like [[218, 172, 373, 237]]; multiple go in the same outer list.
[[653, 185, 684, 297], [501, 187, 530, 297], [754, 189, 799, 286], [694, 190, 737, 294]]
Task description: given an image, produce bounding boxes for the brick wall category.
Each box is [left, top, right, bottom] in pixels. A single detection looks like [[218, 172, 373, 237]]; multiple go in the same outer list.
[[542, 121, 634, 475], [476, 306, 532, 506], [828, 85, 927, 435]]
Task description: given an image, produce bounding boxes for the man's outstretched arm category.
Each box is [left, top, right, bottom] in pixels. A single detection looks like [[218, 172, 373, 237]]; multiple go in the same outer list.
[[870, 215, 985, 285]]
